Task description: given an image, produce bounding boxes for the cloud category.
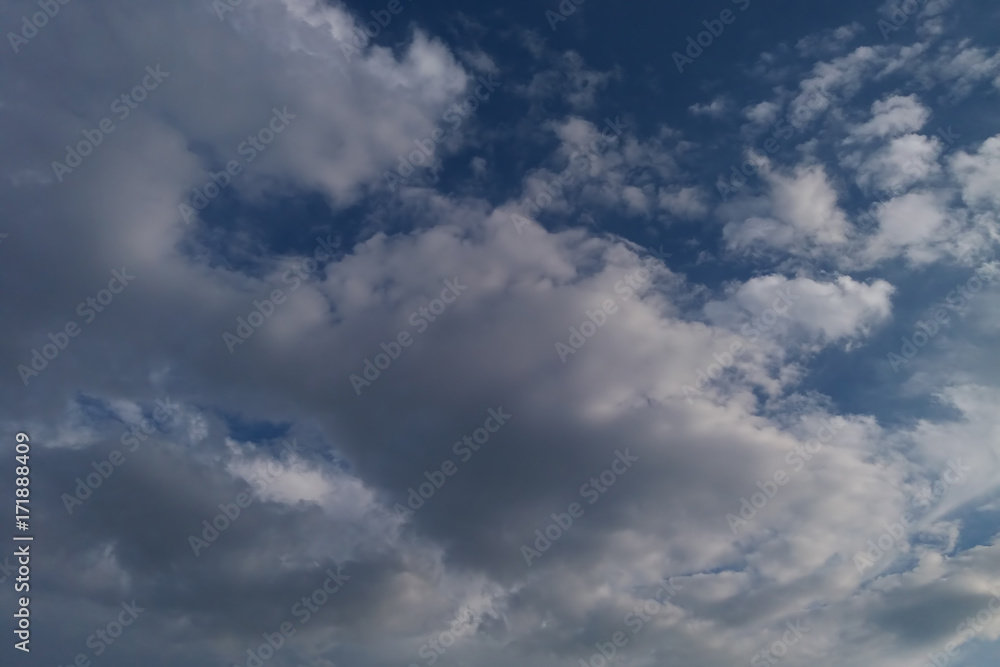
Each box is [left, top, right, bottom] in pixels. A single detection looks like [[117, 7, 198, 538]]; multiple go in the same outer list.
[[689, 97, 729, 119], [854, 133, 943, 194], [4, 0, 1000, 666], [795, 22, 865, 57], [951, 135, 1000, 209], [743, 100, 781, 127], [862, 191, 952, 264], [787, 45, 886, 128], [516, 50, 616, 111], [848, 94, 931, 142], [705, 274, 895, 348], [722, 163, 850, 256], [660, 186, 709, 219]]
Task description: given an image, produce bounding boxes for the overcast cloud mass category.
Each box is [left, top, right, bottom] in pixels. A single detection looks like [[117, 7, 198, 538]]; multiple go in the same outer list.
[[2, 0, 1000, 666]]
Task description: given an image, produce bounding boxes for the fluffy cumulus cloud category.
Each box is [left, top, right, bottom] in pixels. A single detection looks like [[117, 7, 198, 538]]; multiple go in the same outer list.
[[705, 274, 895, 349], [951, 135, 1000, 208], [2, 1, 1000, 667], [848, 94, 932, 142], [722, 162, 851, 256], [854, 132, 943, 193]]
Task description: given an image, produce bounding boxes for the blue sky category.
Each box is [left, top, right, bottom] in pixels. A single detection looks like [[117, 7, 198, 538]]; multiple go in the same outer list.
[[2, 0, 1000, 666]]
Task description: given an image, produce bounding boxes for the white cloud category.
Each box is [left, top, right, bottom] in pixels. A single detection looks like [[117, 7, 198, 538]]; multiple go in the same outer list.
[[788, 46, 886, 128], [705, 274, 894, 347], [849, 94, 931, 141], [723, 163, 850, 256], [796, 22, 865, 57], [951, 135, 1000, 209], [862, 191, 951, 264], [743, 100, 780, 126], [660, 186, 709, 219], [689, 97, 729, 119], [855, 133, 943, 194]]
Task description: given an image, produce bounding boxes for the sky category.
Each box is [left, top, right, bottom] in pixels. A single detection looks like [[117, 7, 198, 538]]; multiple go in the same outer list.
[[1, 0, 1000, 666]]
